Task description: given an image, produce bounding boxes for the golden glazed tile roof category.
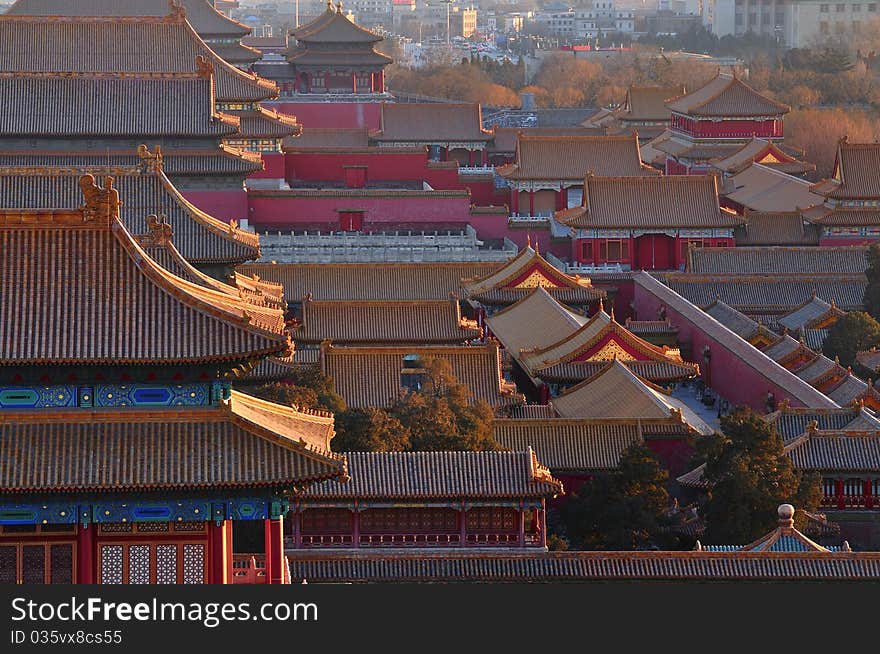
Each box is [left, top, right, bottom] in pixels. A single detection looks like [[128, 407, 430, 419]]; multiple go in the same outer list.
[[0, 175, 289, 366], [0, 392, 344, 493], [239, 261, 501, 302], [0, 71, 238, 137], [686, 245, 868, 275], [814, 139, 880, 200], [296, 298, 481, 345], [373, 102, 493, 143], [722, 163, 823, 213], [615, 84, 684, 122], [497, 133, 657, 181], [734, 210, 820, 246], [291, 3, 384, 43], [6, 0, 252, 37], [0, 15, 277, 102], [0, 162, 259, 263], [556, 174, 743, 230], [320, 342, 521, 409], [301, 449, 562, 500], [711, 138, 815, 175], [485, 287, 590, 357], [489, 127, 607, 154], [778, 296, 845, 333], [666, 72, 790, 117]]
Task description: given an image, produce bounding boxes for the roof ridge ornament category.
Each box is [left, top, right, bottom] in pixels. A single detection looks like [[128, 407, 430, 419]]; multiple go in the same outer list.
[[195, 55, 214, 79], [79, 174, 121, 225], [137, 144, 164, 173], [144, 214, 174, 247], [167, 0, 186, 21]]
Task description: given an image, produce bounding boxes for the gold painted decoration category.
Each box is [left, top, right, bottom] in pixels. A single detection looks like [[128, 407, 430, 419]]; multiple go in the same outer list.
[[588, 340, 636, 361], [513, 270, 560, 289], [757, 152, 783, 164]]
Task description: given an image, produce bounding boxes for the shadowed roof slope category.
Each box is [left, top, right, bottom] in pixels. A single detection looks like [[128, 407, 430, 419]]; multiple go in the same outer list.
[[485, 287, 589, 355], [666, 73, 790, 117], [373, 102, 492, 142], [291, 2, 384, 43]]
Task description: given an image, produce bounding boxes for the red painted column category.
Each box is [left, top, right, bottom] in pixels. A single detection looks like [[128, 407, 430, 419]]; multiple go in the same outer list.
[[351, 72, 357, 94], [592, 239, 600, 264], [264, 518, 285, 584], [864, 479, 873, 509], [76, 524, 95, 584], [323, 72, 330, 92], [292, 508, 301, 549], [468, 149, 475, 166], [540, 500, 547, 549], [209, 520, 231, 584], [510, 188, 519, 213], [836, 479, 845, 510], [528, 190, 534, 215], [673, 234, 681, 270], [378, 69, 384, 92], [352, 505, 360, 548], [517, 508, 525, 547], [459, 504, 467, 547]]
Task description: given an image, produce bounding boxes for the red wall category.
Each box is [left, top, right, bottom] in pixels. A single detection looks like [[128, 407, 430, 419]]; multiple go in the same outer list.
[[633, 280, 818, 411], [286, 151, 431, 182], [182, 189, 249, 223], [819, 235, 880, 246], [250, 153, 286, 179], [247, 193, 475, 231], [671, 115, 783, 139], [645, 437, 695, 478], [270, 102, 382, 130]]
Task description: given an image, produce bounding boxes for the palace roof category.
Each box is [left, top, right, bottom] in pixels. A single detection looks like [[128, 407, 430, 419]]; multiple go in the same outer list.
[[721, 163, 823, 213], [635, 272, 841, 409], [244, 353, 300, 383], [700, 505, 838, 552], [319, 342, 521, 409], [856, 349, 880, 372], [236, 108, 301, 138], [550, 360, 714, 434], [0, 175, 289, 367], [134, 217, 280, 308], [764, 405, 880, 439], [0, 160, 260, 264], [286, 127, 372, 150], [801, 205, 880, 227], [812, 139, 880, 201], [295, 297, 481, 345], [291, 2, 383, 44], [733, 210, 820, 246], [496, 133, 657, 181], [517, 308, 698, 383], [210, 40, 261, 65], [300, 449, 562, 500], [0, 71, 237, 137], [686, 245, 868, 275], [287, 547, 880, 582], [0, 147, 264, 178], [6, 0, 252, 37], [778, 296, 845, 333], [711, 138, 815, 176], [0, 16, 278, 103], [372, 103, 493, 143], [615, 84, 684, 122], [0, 390, 345, 493], [659, 273, 866, 313], [703, 298, 763, 339], [484, 287, 589, 356], [556, 174, 743, 230], [239, 262, 500, 302], [460, 246, 605, 306], [666, 72, 790, 118], [489, 127, 606, 154]]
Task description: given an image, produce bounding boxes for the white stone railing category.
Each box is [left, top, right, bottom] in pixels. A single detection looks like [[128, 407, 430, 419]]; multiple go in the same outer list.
[[458, 165, 496, 175], [271, 92, 392, 103], [545, 251, 627, 274], [508, 212, 553, 223]]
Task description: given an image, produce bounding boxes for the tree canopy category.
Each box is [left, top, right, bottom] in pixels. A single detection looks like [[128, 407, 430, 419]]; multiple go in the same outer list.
[[822, 311, 880, 368], [697, 408, 821, 544], [863, 242, 880, 320]]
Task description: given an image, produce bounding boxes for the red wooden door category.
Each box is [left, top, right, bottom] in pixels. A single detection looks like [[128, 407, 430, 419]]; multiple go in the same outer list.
[[634, 234, 675, 271]]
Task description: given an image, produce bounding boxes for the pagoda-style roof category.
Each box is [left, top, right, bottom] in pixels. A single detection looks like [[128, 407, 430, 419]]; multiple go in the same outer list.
[[686, 245, 867, 275], [734, 210, 820, 247], [460, 245, 605, 306], [210, 40, 261, 65], [721, 163, 823, 213], [285, 127, 372, 151], [0, 391, 346, 493], [764, 405, 880, 439], [550, 360, 714, 434], [6, 0, 252, 38], [0, 158, 260, 264], [295, 297, 482, 345], [0, 146, 264, 178], [802, 204, 880, 227], [778, 296, 845, 333], [518, 308, 698, 383], [711, 138, 815, 175], [240, 262, 500, 302], [300, 450, 562, 500], [291, 2, 384, 43], [666, 72, 790, 118], [372, 103, 493, 144], [135, 216, 280, 307], [811, 139, 880, 201], [0, 71, 237, 137], [496, 133, 657, 181], [0, 175, 289, 368], [556, 174, 743, 230], [320, 342, 522, 409], [615, 84, 684, 123], [856, 349, 880, 373], [236, 107, 301, 139], [0, 15, 277, 103], [700, 505, 839, 552], [489, 127, 606, 154], [703, 298, 762, 340], [485, 287, 589, 356], [243, 353, 300, 383]]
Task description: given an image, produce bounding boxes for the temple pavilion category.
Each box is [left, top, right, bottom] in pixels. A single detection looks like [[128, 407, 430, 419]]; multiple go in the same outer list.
[[0, 174, 350, 585], [281, 1, 392, 96], [5, 0, 261, 67], [582, 84, 684, 142]]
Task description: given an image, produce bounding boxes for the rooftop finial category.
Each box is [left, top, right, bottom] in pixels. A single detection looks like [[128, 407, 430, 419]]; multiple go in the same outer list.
[[143, 214, 173, 246], [777, 504, 795, 532], [336, 1, 343, 13], [79, 174, 121, 225], [137, 144, 163, 173], [195, 55, 214, 79]]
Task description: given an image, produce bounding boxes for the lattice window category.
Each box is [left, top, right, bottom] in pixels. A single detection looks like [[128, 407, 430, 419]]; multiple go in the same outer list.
[[49, 544, 73, 584], [301, 508, 351, 534], [100, 545, 124, 585], [100, 523, 133, 534], [136, 522, 170, 533], [129, 546, 151, 585], [156, 545, 177, 584], [0, 546, 16, 584], [21, 545, 46, 584], [182, 545, 204, 584], [360, 508, 457, 533], [466, 507, 517, 532], [173, 522, 206, 533]]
